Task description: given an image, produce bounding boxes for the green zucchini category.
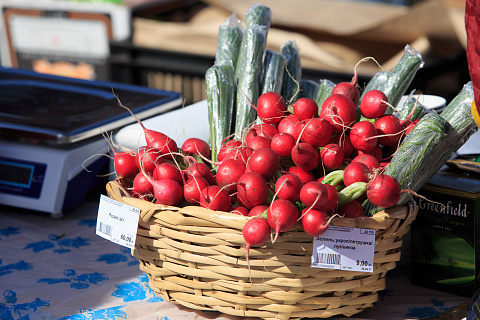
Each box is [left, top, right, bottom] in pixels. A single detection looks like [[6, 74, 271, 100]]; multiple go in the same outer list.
[[261, 49, 286, 94], [315, 79, 336, 114], [383, 44, 424, 112], [215, 13, 244, 71], [234, 24, 268, 138], [397, 91, 428, 121], [365, 112, 446, 215], [281, 40, 302, 104], [438, 81, 478, 157], [366, 82, 477, 215], [205, 63, 235, 164]]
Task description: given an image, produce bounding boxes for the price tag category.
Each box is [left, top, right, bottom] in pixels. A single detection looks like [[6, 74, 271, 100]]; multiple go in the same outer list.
[[311, 225, 375, 273], [96, 195, 140, 249]]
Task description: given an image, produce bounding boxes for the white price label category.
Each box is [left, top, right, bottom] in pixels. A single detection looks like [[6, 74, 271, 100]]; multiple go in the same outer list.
[[96, 195, 140, 249], [312, 225, 375, 273]]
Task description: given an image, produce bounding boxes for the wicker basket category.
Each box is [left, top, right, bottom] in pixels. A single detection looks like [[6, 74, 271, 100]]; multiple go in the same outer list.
[[106, 180, 418, 320]]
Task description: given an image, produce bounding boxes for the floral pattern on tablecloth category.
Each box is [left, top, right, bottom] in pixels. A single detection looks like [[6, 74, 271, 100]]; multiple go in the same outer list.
[[0, 201, 469, 320]]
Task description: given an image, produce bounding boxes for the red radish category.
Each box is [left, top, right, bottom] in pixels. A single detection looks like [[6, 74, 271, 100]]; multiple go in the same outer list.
[[153, 162, 183, 184], [351, 154, 381, 173], [359, 89, 388, 119], [200, 185, 231, 211], [132, 171, 154, 195], [331, 72, 361, 106], [321, 184, 339, 212], [349, 121, 378, 152], [320, 143, 344, 169], [218, 140, 242, 162], [366, 174, 401, 208], [330, 134, 354, 159], [183, 176, 209, 204], [286, 166, 315, 184], [300, 208, 330, 237], [247, 148, 280, 180], [356, 144, 383, 161], [267, 199, 299, 242], [337, 200, 364, 218], [215, 159, 246, 194], [247, 135, 271, 151], [181, 138, 211, 159], [117, 98, 169, 147], [149, 134, 178, 160], [299, 117, 332, 148], [278, 114, 301, 140], [320, 94, 357, 134], [275, 173, 303, 202], [152, 179, 184, 205], [248, 204, 269, 217], [222, 145, 252, 163], [245, 124, 278, 143], [380, 161, 391, 169], [135, 146, 162, 176], [404, 119, 420, 136], [300, 181, 328, 210], [343, 162, 370, 187], [270, 133, 296, 157], [113, 151, 138, 179], [136, 155, 184, 205], [256, 91, 287, 124], [242, 217, 271, 262], [374, 115, 403, 147], [231, 205, 249, 216], [237, 172, 269, 209], [292, 97, 318, 120], [102, 132, 138, 179], [184, 162, 217, 186], [291, 143, 320, 171]]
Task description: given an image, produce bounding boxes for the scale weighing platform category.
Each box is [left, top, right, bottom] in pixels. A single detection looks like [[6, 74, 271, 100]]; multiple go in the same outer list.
[[0, 67, 182, 217]]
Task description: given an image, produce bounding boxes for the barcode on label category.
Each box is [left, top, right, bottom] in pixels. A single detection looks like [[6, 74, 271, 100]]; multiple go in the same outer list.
[[97, 222, 113, 236], [318, 252, 341, 265]]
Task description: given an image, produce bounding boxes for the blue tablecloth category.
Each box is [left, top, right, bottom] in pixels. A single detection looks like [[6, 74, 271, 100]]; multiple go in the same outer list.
[[0, 195, 470, 320]]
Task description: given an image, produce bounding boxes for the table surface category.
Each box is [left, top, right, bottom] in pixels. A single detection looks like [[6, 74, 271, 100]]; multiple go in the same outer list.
[[0, 192, 471, 320]]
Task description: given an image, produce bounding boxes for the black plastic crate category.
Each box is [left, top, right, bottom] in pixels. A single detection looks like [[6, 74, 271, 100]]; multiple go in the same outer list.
[[108, 39, 470, 106]]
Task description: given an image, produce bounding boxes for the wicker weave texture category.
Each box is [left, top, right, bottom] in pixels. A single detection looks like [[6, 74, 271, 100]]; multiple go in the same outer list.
[[107, 180, 418, 320]]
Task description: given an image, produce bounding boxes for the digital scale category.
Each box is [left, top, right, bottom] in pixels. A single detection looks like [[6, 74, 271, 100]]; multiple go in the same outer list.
[[0, 67, 182, 217]]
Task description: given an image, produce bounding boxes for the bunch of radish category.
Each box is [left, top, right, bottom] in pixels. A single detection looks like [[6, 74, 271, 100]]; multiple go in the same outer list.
[[107, 81, 417, 260]]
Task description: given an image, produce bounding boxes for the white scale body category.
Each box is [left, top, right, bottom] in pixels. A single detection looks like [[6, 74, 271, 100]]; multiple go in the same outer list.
[[0, 67, 182, 217], [0, 138, 109, 218]]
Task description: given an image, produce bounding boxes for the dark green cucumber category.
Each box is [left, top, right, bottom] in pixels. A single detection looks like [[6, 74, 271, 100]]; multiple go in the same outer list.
[[215, 13, 244, 71], [245, 3, 272, 29], [281, 40, 302, 104], [234, 24, 268, 138], [261, 49, 286, 94], [299, 79, 320, 100], [315, 79, 336, 114], [205, 63, 235, 163]]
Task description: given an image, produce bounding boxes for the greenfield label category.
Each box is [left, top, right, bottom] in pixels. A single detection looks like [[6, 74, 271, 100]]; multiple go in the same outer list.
[[312, 226, 376, 273], [96, 195, 140, 249]]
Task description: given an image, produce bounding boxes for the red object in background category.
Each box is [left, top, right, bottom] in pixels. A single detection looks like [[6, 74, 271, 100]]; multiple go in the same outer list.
[[465, 0, 480, 126]]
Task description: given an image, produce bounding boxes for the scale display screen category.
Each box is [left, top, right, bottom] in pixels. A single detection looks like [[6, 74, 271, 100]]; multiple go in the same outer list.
[[0, 157, 46, 198], [0, 160, 34, 187]]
